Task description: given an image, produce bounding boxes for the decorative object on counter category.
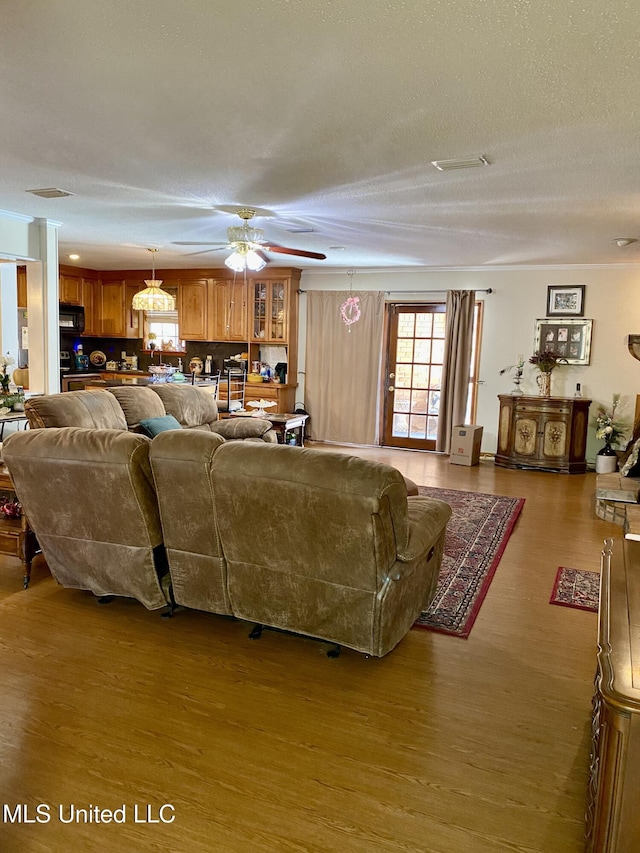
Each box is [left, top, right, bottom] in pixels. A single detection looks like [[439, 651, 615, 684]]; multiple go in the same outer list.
[[247, 373, 263, 384], [247, 399, 277, 417], [147, 332, 157, 352], [204, 355, 213, 375], [0, 498, 22, 519], [529, 348, 568, 396], [499, 354, 525, 395], [148, 364, 178, 383], [594, 394, 628, 473], [188, 357, 203, 376], [0, 352, 15, 395], [131, 248, 176, 312], [89, 350, 107, 367], [12, 366, 29, 389], [340, 268, 361, 331]]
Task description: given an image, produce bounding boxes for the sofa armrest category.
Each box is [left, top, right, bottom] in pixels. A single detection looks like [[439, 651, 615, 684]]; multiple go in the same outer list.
[[210, 417, 276, 442], [396, 497, 451, 564]]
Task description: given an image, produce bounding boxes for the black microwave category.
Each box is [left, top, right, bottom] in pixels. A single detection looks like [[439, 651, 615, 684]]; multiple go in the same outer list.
[[59, 304, 85, 333]]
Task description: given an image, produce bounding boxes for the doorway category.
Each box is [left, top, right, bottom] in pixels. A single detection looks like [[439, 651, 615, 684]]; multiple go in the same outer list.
[[383, 304, 446, 450], [382, 301, 482, 450]]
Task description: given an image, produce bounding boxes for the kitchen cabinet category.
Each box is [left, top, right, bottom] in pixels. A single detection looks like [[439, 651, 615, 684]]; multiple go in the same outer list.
[[208, 279, 247, 341], [250, 278, 290, 343], [495, 395, 591, 474], [178, 279, 209, 341], [82, 277, 100, 336], [59, 274, 83, 305], [17, 266, 27, 308], [126, 283, 143, 338], [244, 382, 297, 415], [98, 280, 143, 338]]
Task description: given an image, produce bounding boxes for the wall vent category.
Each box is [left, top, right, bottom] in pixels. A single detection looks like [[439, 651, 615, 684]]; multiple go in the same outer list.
[[431, 156, 489, 171]]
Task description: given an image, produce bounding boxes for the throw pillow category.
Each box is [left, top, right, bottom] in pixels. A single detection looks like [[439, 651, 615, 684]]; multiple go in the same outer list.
[[621, 437, 640, 477], [138, 414, 182, 437]]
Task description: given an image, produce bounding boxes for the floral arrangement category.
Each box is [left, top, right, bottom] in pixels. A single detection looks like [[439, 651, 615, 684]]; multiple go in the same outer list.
[[594, 394, 628, 448], [529, 349, 568, 373], [499, 354, 525, 375], [0, 353, 15, 394]]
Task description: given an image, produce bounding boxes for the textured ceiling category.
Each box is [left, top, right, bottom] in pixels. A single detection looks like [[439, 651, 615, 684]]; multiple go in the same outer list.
[[1, 0, 640, 271]]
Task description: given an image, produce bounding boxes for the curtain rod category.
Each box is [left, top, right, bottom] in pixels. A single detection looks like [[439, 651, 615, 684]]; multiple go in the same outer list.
[[297, 287, 493, 294]]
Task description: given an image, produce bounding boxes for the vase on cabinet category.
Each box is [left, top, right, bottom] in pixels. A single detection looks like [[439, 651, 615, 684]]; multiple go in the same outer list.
[[595, 440, 617, 474], [536, 372, 551, 397]]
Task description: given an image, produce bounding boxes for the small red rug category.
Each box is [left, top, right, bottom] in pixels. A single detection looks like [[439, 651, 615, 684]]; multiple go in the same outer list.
[[413, 487, 525, 639], [549, 566, 599, 612]]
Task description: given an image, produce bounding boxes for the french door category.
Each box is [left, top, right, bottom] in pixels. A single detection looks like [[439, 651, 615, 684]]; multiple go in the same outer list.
[[383, 304, 446, 450]]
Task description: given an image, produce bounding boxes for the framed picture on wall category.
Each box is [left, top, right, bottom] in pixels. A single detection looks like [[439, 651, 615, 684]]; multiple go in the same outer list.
[[534, 318, 593, 365], [546, 284, 585, 317]]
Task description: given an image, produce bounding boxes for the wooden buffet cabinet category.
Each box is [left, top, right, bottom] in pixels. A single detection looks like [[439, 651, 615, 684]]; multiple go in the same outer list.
[[586, 537, 640, 851], [495, 394, 591, 474]]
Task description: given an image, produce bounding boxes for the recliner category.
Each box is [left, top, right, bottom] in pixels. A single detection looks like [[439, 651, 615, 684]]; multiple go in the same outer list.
[[2, 427, 169, 609], [149, 432, 451, 656]]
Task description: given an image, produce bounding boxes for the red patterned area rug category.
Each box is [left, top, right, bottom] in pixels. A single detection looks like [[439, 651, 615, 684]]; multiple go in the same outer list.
[[413, 487, 525, 639], [549, 566, 599, 613]]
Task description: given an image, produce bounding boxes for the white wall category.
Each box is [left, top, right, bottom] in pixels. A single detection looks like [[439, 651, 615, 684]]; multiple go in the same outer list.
[[299, 265, 640, 464]]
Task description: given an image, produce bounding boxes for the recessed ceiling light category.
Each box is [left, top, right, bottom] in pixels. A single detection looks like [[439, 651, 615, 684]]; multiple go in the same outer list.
[[26, 187, 75, 198], [431, 155, 490, 171], [68, 254, 80, 260]]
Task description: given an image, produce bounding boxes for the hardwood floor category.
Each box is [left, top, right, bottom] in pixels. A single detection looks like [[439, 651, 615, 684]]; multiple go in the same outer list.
[[0, 446, 618, 852]]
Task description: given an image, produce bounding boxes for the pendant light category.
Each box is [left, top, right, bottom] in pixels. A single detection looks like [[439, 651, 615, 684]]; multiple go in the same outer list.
[[131, 249, 176, 311]]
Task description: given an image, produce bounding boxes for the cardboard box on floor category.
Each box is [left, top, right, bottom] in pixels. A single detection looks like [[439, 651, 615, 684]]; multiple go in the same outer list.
[[450, 425, 483, 466]]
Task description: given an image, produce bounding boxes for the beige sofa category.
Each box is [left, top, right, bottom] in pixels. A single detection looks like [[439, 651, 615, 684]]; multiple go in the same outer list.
[[4, 415, 450, 656], [25, 384, 277, 442], [3, 427, 169, 610], [149, 431, 451, 656]]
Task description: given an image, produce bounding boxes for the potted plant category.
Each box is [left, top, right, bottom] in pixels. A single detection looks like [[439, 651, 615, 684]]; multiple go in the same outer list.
[[0, 353, 15, 397], [594, 394, 628, 473], [529, 349, 568, 396]]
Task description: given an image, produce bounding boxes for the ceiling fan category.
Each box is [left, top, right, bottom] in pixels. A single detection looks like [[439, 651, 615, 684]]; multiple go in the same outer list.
[[175, 208, 326, 271]]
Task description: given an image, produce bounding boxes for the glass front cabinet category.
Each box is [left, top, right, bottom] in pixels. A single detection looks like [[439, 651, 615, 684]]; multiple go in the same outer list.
[[250, 278, 288, 343]]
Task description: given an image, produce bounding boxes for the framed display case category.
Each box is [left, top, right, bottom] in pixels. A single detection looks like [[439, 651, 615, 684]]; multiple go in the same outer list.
[[534, 318, 593, 365]]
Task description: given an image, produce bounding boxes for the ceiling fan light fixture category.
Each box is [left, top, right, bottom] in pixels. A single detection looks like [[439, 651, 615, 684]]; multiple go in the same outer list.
[[131, 249, 176, 311], [245, 249, 266, 272], [224, 246, 267, 272]]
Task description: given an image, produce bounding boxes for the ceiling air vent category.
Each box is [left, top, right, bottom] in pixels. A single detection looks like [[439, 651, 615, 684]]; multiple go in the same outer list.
[[431, 156, 489, 171], [26, 187, 75, 198]]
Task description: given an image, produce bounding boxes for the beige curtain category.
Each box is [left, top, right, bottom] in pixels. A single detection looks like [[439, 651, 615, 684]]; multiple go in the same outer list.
[[436, 290, 476, 453], [305, 291, 384, 444]]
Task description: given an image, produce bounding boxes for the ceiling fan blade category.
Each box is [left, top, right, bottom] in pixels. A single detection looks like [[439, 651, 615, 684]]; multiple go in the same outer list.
[[263, 245, 327, 260]]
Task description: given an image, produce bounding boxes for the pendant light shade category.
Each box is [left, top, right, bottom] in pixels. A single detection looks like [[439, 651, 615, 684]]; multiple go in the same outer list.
[[131, 249, 176, 311]]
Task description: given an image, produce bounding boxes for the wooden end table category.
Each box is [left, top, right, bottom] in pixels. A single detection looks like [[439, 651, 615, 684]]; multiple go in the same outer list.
[[0, 464, 39, 588], [230, 412, 309, 446]]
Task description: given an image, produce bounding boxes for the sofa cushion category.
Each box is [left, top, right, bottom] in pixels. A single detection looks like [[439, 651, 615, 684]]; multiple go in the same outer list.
[[25, 389, 128, 430], [106, 386, 166, 432], [150, 384, 219, 430], [139, 414, 182, 437]]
